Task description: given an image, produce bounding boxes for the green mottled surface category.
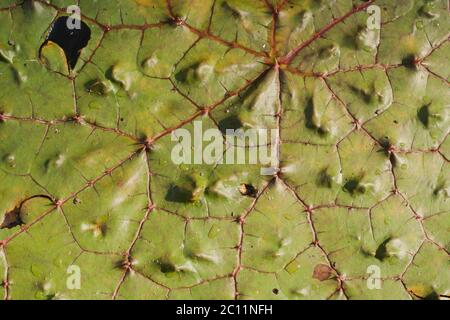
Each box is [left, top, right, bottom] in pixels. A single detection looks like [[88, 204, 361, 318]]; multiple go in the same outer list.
[[0, 0, 448, 300]]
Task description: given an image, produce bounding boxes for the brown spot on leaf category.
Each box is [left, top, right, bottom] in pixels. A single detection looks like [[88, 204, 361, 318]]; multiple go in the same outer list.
[[313, 264, 333, 281]]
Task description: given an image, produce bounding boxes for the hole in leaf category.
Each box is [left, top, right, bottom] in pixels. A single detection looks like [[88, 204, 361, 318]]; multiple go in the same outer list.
[[0, 207, 23, 229], [40, 16, 91, 70], [272, 288, 279, 295]]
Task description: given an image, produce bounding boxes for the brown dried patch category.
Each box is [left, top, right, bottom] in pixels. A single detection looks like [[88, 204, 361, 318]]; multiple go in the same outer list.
[[313, 264, 333, 281]]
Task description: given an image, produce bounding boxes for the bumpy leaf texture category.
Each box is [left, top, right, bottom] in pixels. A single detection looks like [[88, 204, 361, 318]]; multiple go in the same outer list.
[[0, 0, 449, 300]]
